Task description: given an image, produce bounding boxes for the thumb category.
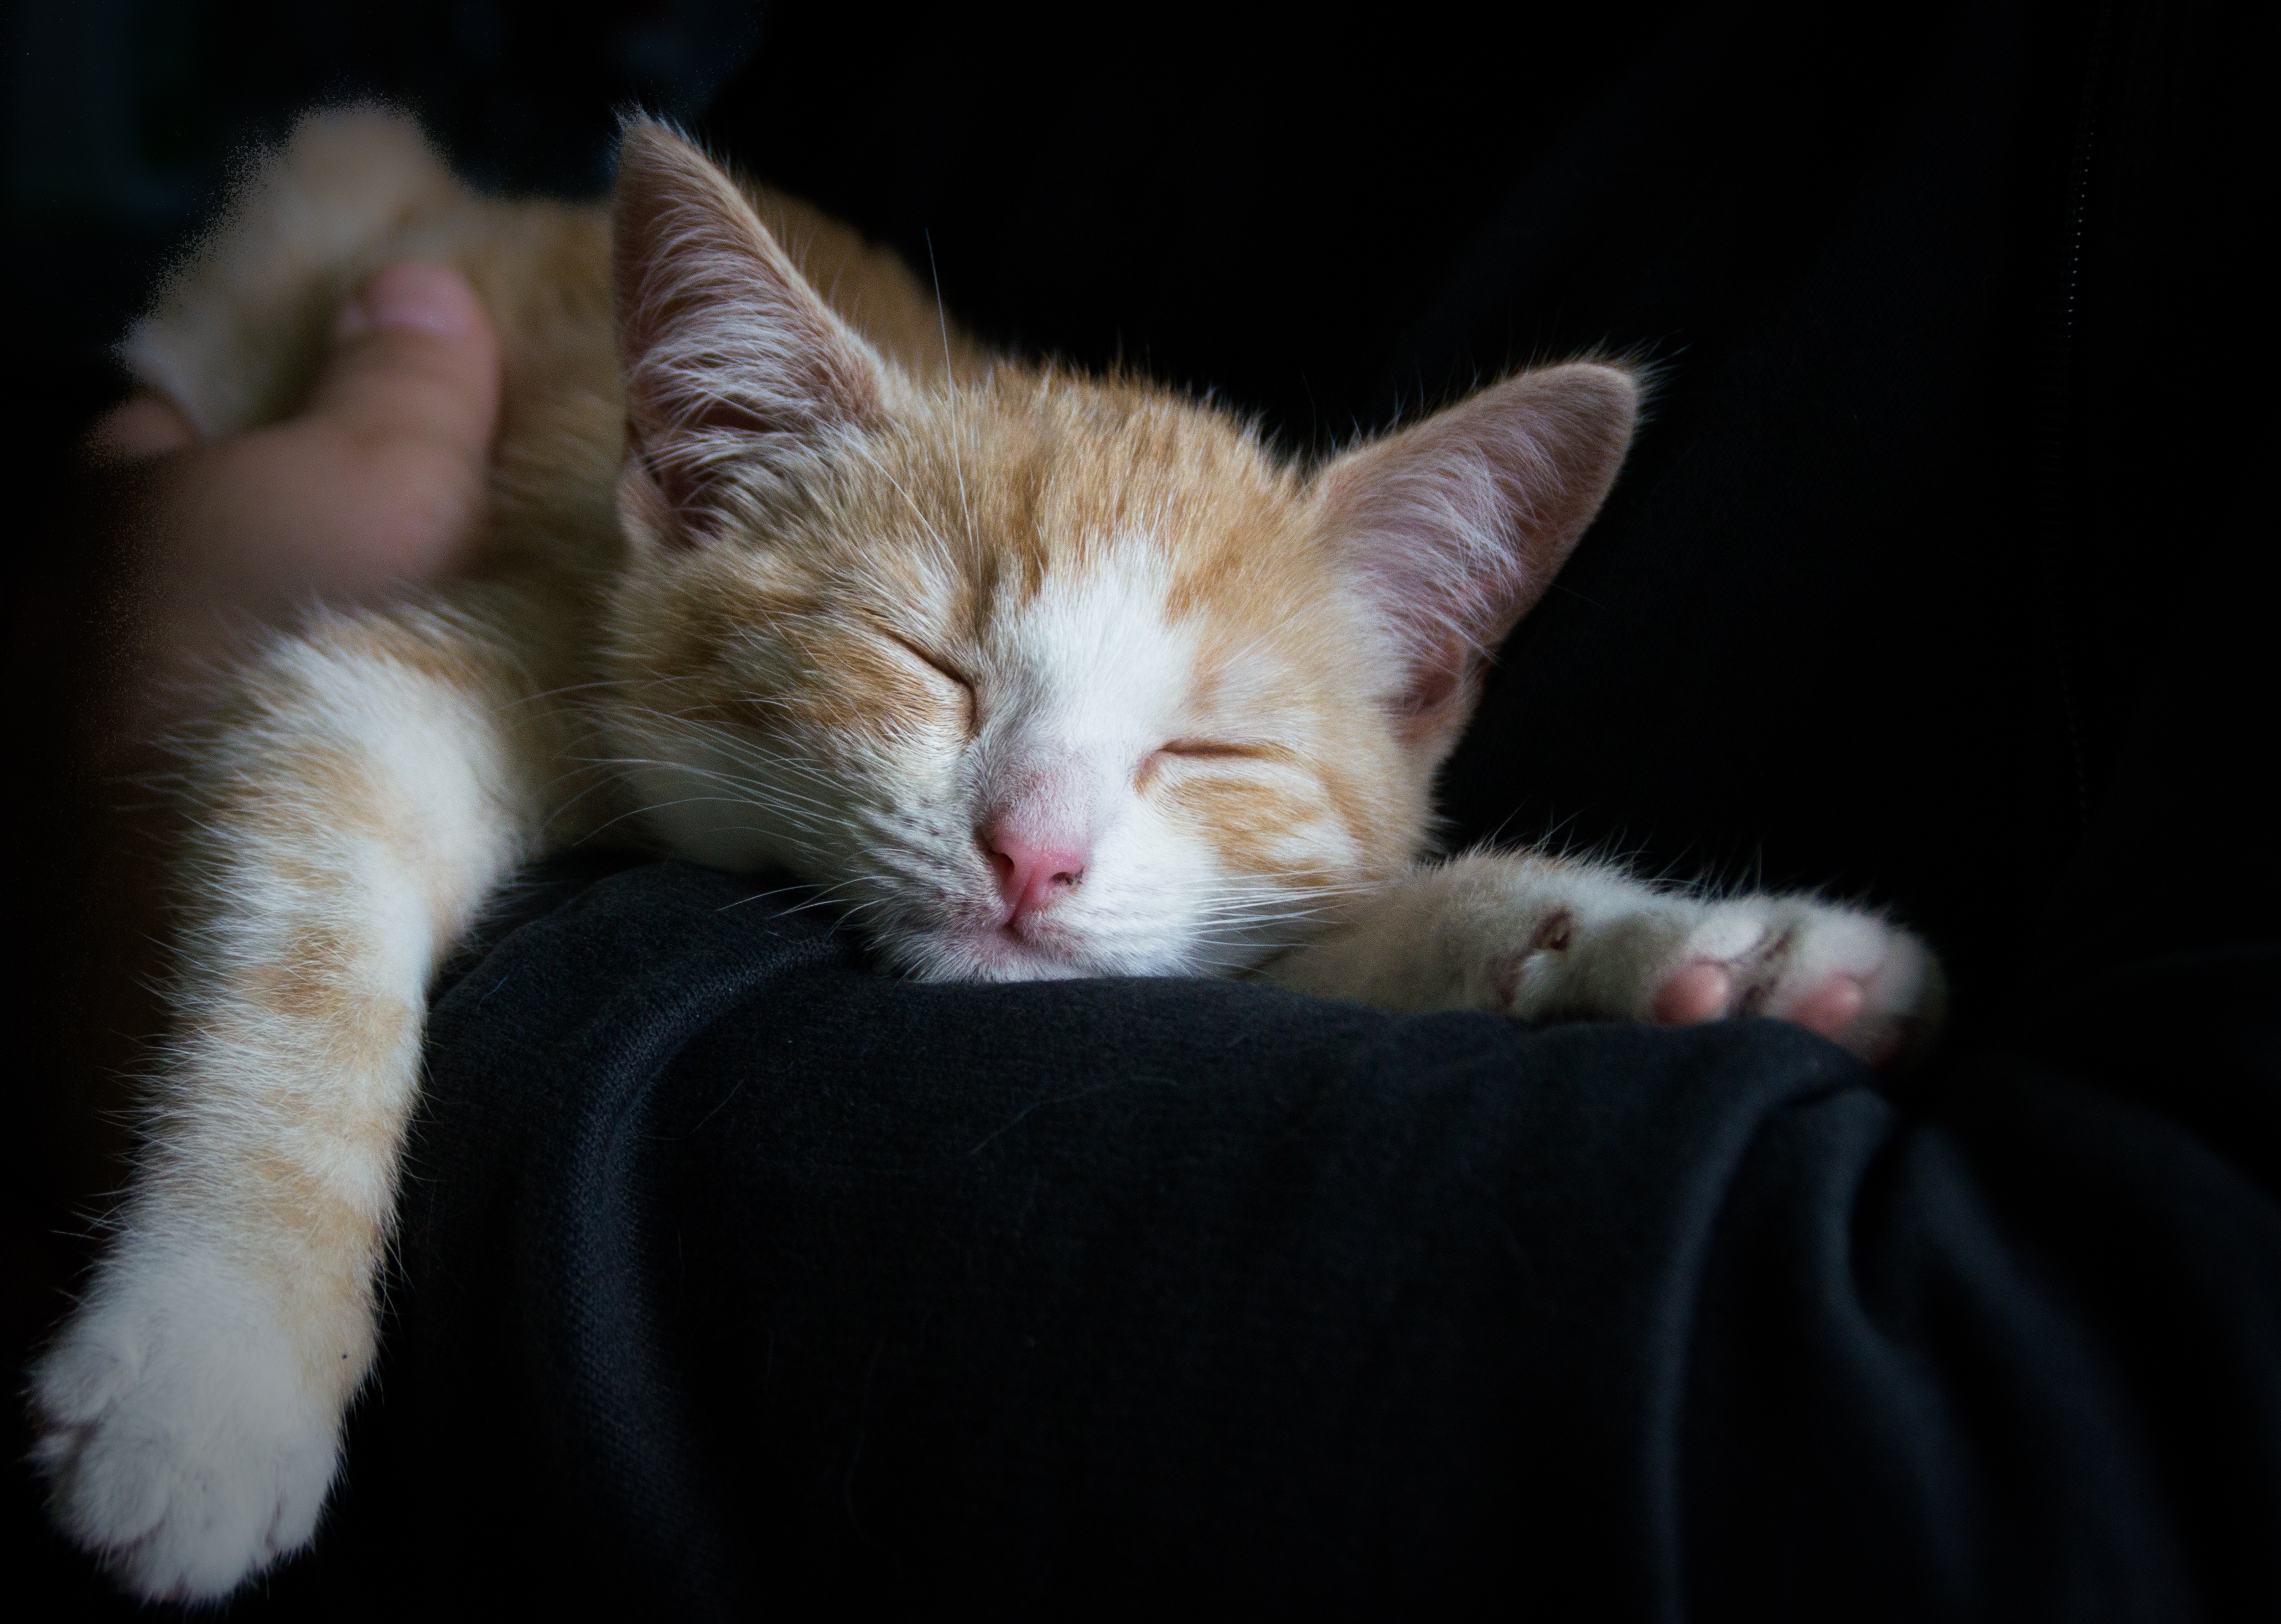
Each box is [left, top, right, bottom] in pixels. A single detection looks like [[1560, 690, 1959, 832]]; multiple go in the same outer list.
[[306, 260, 501, 458]]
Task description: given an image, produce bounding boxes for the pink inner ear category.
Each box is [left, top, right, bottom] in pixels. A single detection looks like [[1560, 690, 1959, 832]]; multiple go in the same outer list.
[[1395, 635, 1471, 724], [611, 119, 885, 536], [1320, 362, 1640, 740]]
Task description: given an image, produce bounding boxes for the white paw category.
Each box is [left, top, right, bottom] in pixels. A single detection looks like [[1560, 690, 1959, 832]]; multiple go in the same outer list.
[[1493, 889, 1943, 1065], [1637, 896, 1943, 1064], [30, 1249, 340, 1601]]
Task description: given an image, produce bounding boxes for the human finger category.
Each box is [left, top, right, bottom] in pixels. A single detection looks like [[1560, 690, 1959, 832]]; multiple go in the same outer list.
[[305, 259, 501, 463]]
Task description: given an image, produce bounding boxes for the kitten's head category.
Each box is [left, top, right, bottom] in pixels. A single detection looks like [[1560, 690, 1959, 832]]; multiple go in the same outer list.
[[599, 121, 1637, 981]]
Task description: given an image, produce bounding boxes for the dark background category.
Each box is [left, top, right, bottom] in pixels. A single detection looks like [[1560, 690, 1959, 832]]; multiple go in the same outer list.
[[7, 0, 2273, 1610]]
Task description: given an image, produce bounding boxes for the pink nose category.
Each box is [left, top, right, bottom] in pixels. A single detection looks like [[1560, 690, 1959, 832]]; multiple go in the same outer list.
[[983, 826, 1088, 922]]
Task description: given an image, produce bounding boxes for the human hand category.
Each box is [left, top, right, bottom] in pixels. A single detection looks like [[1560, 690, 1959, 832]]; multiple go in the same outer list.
[[89, 260, 501, 716]]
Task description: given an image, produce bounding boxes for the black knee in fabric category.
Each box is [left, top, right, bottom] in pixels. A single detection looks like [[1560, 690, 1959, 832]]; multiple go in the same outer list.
[[279, 861, 1883, 1612], [251, 860, 2280, 1618]]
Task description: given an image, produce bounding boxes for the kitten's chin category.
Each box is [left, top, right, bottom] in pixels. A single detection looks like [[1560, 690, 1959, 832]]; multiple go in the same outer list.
[[908, 928, 1096, 984], [890, 921, 1176, 983]]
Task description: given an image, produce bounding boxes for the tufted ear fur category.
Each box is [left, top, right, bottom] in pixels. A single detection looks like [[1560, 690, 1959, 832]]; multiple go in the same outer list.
[[1319, 361, 1640, 753], [612, 117, 890, 546]]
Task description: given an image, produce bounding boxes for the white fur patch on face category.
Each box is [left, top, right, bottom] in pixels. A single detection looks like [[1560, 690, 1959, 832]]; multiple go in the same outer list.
[[915, 542, 1222, 978], [977, 544, 1195, 810]]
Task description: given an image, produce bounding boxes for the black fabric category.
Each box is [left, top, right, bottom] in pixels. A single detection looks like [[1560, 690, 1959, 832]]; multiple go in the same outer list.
[[128, 0, 2281, 1616], [262, 837, 2281, 1618], [310, 864, 1911, 1614], [243, 852, 2281, 1618]]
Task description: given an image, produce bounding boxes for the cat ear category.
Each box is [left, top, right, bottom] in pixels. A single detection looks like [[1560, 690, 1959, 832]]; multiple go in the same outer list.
[[612, 117, 889, 545], [1319, 361, 1640, 749]]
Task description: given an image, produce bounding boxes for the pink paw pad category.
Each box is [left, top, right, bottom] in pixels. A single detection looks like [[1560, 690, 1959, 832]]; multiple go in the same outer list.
[[1784, 975, 1867, 1038], [1652, 962, 1733, 1025]]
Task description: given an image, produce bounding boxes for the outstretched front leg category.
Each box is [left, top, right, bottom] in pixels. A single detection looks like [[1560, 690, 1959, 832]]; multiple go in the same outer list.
[[1267, 851, 1944, 1065], [30, 601, 563, 1600]]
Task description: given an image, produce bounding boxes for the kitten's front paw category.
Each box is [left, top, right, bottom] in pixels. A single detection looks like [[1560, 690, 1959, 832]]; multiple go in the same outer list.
[[30, 1253, 339, 1601], [1638, 899, 1943, 1065]]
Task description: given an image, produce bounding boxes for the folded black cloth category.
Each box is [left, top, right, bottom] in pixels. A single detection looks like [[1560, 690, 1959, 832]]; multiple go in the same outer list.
[[247, 850, 2274, 1620]]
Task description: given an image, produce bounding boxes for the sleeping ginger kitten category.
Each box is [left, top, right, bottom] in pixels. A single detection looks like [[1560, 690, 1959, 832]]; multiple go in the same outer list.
[[32, 110, 1940, 1600]]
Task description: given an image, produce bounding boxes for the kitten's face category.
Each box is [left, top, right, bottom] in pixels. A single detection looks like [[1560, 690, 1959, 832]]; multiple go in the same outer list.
[[597, 121, 1635, 982], [609, 379, 1427, 979]]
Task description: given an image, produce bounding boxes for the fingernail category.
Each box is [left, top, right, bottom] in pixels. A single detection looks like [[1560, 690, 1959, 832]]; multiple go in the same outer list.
[[334, 261, 479, 343]]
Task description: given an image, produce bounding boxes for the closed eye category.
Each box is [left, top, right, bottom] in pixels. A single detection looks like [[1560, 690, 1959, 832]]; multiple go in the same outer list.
[[884, 632, 977, 728], [1159, 739, 1269, 760], [1137, 738, 1282, 790]]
